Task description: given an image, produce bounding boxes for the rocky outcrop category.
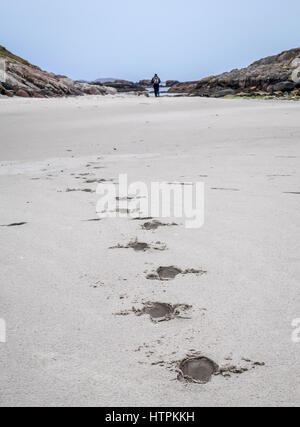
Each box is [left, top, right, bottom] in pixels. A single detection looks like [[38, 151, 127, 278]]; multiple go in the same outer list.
[[0, 45, 117, 98], [138, 79, 152, 87], [169, 48, 300, 98], [168, 81, 198, 93], [166, 80, 180, 87], [102, 79, 146, 93]]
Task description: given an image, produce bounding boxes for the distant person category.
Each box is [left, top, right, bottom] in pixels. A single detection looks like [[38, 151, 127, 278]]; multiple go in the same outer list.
[[151, 74, 161, 97]]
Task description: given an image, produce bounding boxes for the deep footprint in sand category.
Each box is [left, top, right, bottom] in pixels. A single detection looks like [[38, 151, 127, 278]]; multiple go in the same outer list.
[[175, 354, 265, 383], [85, 178, 113, 184], [143, 302, 192, 322], [157, 266, 182, 280], [132, 217, 153, 221], [115, 302, 192, 323], [127, 241, 150, 252], [65, 188, 94, 193], [110, 240, 167, 252], [178, 356, 219, 384], [145, 302, 174, 320], [142, 220, 178, 231], [147, 266, 206, 281]]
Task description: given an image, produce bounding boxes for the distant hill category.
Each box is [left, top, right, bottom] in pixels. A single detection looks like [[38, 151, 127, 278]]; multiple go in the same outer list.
[[0, 45, 117, 98], [169, 48, 300, 98]]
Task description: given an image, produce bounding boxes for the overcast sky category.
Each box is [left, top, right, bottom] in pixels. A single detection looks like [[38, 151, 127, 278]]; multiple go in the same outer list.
[[1, 0, 300, 82]]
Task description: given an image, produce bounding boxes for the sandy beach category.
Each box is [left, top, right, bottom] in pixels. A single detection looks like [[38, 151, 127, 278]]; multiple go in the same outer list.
[[0, 95, 299, 407]]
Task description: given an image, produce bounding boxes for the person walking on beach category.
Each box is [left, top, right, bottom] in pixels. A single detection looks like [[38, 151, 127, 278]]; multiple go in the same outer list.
[[151, 73, 161, 97]]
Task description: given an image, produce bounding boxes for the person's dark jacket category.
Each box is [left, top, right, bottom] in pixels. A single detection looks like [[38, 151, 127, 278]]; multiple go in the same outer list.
[[151, 76, 161, 86]]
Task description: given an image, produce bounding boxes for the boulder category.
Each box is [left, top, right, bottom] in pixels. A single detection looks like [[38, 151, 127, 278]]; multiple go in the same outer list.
[[103, 86, 118, 95], [74, 82, 118, 96], [166, 80, 180, 87], [4, 90, 14, 97], [213, 88, 237, 98], [168, 81, 198, 93], [102, 79, 146, 92], [138, 80, 152, 87], [32, 92, 45, 98], [16, 88, 30, 97], [89, 81, 104, 86], [58, 77, 75, 89], [272, 81, 295, 92], [291, 89, 300, 96], [84, 86, 102, 95]]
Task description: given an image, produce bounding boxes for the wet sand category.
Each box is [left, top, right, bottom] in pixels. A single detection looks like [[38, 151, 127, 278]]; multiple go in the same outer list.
[[0, 95, 299, 406]]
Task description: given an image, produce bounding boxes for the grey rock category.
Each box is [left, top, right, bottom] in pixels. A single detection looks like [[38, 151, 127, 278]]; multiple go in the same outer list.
[[272, 81, 295, 92], [168, 48, 300, 98]]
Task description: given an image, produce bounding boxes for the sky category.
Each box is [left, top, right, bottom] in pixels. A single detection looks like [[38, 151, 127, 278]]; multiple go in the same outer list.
[[1, 0, 300, 82]]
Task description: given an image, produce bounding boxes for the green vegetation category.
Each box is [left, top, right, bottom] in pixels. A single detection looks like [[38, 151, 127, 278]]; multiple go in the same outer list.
[[0, 45, 31, 66], [233, 93, 300, 100], [199, 75, 215, 84]]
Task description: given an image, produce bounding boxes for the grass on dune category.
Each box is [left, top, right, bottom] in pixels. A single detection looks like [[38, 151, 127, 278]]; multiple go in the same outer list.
[[0, 45, 31, 66]]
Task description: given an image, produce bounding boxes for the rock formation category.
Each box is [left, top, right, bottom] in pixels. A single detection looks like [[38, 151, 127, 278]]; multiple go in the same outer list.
[[138, 79, 152, 88], [169, 48, 300, 98], [166, 80, 180, 87], [0, 45, 117, 98], [102, 79, 146, 93]]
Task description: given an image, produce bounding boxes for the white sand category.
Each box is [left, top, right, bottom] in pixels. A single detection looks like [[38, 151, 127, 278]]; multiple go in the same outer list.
[[0, 95, 299, 407]]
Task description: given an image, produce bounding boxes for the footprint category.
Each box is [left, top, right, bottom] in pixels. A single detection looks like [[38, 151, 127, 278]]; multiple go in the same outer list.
[[177, 356, 219, 384], [176, 354, 265, 384], [144, 303, 174, 320], [151, 351, 266, 383], [157, 266, 182, 280], [147, 266, 207, 281], [142, 302, 192, 322], [142, 220, 178, 231], [65, 188, 94, 193], [110, 239, 167, 252], [132, 217, 153, 221], [85, 178, 113, 184], [115, 302, 192, 323]]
